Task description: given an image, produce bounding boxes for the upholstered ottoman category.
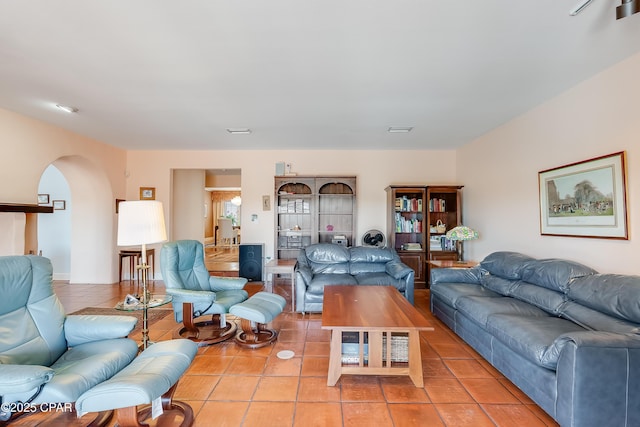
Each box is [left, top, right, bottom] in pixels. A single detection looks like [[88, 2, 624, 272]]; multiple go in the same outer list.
[[229, 292, 286, 348], [75, 339, 197, 427]]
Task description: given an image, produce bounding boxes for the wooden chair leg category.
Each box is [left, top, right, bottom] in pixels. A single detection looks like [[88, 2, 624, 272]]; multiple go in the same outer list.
[[235, 318, 278, 349], [240, 318, 258, 342], [176, 303, 237, 346], [182, 302, 199, 335]]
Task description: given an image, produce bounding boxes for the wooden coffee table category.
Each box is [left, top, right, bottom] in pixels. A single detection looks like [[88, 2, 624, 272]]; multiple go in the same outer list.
[[321, 285, 434, 387]]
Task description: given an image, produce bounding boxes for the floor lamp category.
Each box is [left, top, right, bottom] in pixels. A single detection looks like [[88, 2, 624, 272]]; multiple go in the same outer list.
[[445, 225, 479, 262], [117, 200, 167, 349]]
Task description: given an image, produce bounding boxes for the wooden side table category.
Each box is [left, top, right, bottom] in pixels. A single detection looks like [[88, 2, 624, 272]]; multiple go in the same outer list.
[[264, 259, 297, 311], [119, 248, 155, 283], [428, 260, 478, 269]]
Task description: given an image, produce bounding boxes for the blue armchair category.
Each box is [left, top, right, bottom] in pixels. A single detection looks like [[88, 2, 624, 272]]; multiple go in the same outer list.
[[161, 240, 249, 345], [0, 255, 197, 426]]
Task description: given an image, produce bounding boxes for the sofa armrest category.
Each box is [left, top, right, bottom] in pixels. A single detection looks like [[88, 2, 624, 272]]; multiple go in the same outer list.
[[295, 264, 313, 286], [0, 364, 54, 394], [64, 315, 137, 346], [431, 266, 483, 285], [385, 260, 412, 279], [556, 331, 640, 427], [385, 260, 415, 305]]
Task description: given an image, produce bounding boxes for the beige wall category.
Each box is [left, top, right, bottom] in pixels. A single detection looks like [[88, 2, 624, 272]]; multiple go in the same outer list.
[[171, 169, 206, 241], [125, 150, 458, 260], [458, 52, 640, 275], [0, 108, 127, 283]]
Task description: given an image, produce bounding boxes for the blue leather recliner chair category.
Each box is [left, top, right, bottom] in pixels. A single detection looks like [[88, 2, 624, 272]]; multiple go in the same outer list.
[[161, 240, 249, 346], [0, 255, 197, 426]]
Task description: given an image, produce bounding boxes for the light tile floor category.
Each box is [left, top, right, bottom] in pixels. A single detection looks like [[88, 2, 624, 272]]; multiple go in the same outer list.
[[9, 280, 559, 427]]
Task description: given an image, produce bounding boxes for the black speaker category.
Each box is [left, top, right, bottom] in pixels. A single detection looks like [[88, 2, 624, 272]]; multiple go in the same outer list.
[[239, 244, 264, 281]]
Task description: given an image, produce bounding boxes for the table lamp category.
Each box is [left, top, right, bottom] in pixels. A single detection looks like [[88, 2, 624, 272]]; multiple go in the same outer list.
[[445, 225, 479, 261], [117, 200, 167, 348]]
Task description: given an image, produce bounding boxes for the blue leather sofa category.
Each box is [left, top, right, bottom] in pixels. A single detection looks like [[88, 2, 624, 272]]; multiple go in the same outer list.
[[430, 251, 640, 427], [294, 243, 414, 312]]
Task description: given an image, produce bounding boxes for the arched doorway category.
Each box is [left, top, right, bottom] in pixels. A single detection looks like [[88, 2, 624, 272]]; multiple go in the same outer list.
[[38, 164, 72, 280], [38, 155, 116, 284]]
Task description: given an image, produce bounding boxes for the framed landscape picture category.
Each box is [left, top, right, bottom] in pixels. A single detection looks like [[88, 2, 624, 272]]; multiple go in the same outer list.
[[538, 151, 628, 239]]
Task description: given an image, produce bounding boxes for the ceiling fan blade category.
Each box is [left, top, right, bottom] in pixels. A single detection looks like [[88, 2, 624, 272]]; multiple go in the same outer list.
[[570, 0, 595, 15]]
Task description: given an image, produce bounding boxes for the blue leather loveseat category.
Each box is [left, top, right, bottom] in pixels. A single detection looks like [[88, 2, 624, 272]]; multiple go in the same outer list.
[[430, 251, 640, 427], [294, 243, 414, 313]]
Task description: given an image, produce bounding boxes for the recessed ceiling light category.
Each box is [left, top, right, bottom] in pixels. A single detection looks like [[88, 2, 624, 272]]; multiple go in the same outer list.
[[226, 128, 252, 134], [388, 127, 413, 133], [56, 104, 79, 113]]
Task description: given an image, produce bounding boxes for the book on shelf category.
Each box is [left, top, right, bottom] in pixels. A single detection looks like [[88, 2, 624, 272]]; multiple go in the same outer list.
[[394, 213, 422, 233], [403, 243, 422, 251], [429, 198, 446, 212], [395, 196, 421, 212]]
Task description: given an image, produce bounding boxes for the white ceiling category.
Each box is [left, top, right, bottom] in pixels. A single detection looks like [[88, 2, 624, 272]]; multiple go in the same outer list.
[[1, 1, 639, 151]]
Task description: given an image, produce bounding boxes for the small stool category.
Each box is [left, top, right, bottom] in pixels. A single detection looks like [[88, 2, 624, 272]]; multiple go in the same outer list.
[[75, 339, 197, 427], [229, 292, 286, 349]]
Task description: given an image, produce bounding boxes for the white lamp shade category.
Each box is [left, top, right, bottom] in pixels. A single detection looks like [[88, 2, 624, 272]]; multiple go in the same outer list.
[[117, 200, 167, 246]]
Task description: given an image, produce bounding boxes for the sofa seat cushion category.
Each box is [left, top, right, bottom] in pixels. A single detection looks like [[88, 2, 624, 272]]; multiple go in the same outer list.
[[307, 274, 358, 294], [430, 282, 499, 308], [456, 296, 548, 327], [353, 272, 404, 291], [486, 314, 586, 370]]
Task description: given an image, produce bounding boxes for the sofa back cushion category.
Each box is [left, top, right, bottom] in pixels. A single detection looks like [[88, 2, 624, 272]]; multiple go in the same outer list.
[[567, 274, 640, 324], [349, 246, 396, 263], [349, 247, 394, 274], [480, 252, 536, 280], [520, 258, 597, 293], [559, 301, 640, 334], [509, 282, 566, 315], [304, 243, 350, 274], [480, 274, 517, 296]]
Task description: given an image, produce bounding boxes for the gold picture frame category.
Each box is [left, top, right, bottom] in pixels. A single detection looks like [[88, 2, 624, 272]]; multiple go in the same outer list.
[[538, 151, 628, 239], [139, 187, 156, 200]]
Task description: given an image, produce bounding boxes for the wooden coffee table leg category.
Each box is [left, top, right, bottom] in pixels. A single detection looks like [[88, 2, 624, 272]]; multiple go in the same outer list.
[[369, 331, 383, 367], [327, 330, 343, 386], [408, 330, 424, 387]]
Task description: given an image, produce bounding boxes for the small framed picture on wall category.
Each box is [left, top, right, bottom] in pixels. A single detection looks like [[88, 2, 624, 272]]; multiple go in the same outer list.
[[38, 194, 50, 205], [139, 187, 156, 200], [52, 200, 66, 210]]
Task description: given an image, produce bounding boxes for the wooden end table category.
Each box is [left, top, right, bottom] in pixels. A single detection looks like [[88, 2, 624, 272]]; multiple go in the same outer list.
[[321, 286, 434, 387], [428, 260, 478, 269]]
